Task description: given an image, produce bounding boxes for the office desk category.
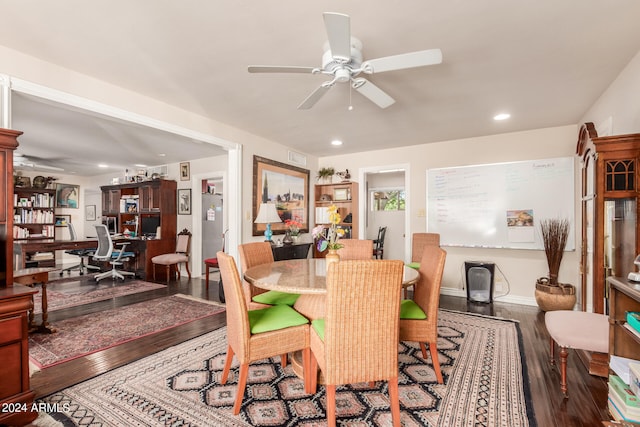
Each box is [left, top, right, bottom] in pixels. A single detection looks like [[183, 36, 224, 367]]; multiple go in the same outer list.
[[13, 238, 175, 281]]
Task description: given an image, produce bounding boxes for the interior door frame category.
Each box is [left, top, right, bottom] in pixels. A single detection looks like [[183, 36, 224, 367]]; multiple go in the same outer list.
[[358, 163, 411, 262], [1, 75, 243, 263]]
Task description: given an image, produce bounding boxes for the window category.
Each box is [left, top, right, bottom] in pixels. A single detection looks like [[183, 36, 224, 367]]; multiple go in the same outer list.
[[371, 189, 405, 211]]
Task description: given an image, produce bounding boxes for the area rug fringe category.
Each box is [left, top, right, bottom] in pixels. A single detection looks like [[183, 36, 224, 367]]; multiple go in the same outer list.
[[37, 309, 535, 427]]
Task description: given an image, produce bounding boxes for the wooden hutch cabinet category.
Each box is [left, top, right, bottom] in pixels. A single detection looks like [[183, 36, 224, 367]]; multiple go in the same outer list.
[[100, 179, 177, 281], [0, 128, 38, 426], [577, 124, 640, 314]]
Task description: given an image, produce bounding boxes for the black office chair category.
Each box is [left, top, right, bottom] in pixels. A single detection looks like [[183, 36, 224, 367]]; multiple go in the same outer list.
[[373, 226, 387, 259], [60, 223, 99, 276], [93, 224, 136, 282]]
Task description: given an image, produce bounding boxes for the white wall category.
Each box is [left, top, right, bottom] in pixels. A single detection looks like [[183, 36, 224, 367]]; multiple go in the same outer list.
[[319, 125, 579, 306]]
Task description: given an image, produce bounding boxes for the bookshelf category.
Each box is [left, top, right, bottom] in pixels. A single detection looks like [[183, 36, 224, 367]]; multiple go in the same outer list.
[[12, 187, 56, 267], [607, 276, 640, 422], [313, 181, 358, 257]]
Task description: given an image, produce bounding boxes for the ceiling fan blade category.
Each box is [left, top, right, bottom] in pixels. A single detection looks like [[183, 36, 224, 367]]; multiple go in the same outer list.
[[361, 49, 443, 74], [297, 84, 332, 110], [323, 12, 351, 61], [248, 65, 316, 74], [352, 78, 395, 108]]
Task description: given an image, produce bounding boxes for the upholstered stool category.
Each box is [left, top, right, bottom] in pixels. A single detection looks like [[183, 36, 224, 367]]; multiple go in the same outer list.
[[544, 310, 609, 398]]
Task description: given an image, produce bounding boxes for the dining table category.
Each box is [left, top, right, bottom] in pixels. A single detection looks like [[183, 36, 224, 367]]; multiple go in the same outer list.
[[244, 257, 420, 320], [244, 257, 420, 383]]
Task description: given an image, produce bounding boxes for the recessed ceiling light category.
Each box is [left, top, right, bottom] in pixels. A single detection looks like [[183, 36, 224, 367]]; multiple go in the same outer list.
[[331, 139, 343, 146], [98, 164, 108, 168], [135, 163, 147, 168], [494, 113, 511, 121], [158, 153, 166, 157]]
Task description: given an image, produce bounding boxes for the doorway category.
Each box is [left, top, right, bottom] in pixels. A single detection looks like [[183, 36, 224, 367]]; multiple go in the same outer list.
[[359, 165, 410, 262]]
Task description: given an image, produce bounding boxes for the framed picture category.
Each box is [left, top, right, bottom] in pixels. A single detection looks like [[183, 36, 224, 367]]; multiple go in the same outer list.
[[178, 188, 192, 215], [180, 162, 190, 181], [252, 155, 310, 236], [333, 188, 348, 201], [85, 204, 97, 221], [55, 183, 80, 208], [55, 215, 71, 227]]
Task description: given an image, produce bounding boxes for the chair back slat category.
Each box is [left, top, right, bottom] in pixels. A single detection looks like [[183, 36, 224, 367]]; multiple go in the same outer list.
[[336, 239, 373, 260], [217, 251, 251, 360], [238, 242, 274, 300], [324, 259, 404, 384]]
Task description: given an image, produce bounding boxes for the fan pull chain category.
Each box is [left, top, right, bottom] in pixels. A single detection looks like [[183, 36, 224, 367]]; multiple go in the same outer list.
[[348, 83, 354, 111]]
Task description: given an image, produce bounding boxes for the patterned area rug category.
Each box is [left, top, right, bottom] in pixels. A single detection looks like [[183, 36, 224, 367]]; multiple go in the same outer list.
[[38, 310, 535, 426], [29, 294, 225, 369], [32, 278, 166, 314]]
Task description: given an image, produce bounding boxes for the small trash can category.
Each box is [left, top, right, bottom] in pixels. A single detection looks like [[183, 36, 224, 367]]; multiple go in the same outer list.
[[465, 261, 495, 303]]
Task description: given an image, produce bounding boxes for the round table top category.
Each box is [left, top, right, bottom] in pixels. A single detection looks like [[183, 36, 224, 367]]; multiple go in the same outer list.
[[244, 258, 419, 295]]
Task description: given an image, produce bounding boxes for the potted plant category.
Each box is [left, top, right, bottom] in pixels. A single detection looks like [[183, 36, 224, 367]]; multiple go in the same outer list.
[[534, 218, 576, 311], [317, 167, 335, 183]]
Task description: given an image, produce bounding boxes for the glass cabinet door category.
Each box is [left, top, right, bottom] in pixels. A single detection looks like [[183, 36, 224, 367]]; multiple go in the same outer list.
[[603, 198, 637, 281]]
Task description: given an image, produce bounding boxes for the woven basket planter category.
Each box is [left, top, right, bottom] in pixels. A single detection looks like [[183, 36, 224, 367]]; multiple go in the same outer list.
[[535, 281, 576, 311]]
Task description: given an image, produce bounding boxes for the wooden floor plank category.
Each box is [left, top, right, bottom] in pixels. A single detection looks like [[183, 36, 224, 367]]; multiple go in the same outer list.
[[28, 271, 609, 426]]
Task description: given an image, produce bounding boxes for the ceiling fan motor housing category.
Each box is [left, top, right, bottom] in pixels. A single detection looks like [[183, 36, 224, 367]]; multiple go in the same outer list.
[[322, 37, 363, 79]]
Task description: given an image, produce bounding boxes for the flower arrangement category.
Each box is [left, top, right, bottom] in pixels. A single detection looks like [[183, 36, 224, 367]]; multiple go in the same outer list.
[[284, 217, 302, 236], [312, 205, 345, 251]]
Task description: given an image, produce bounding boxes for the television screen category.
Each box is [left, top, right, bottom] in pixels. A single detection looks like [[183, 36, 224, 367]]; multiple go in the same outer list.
[[141, 216, 160, 237]]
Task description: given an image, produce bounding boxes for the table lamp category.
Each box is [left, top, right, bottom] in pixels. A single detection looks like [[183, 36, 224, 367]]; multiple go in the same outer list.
[[254, 202, 282, 242]]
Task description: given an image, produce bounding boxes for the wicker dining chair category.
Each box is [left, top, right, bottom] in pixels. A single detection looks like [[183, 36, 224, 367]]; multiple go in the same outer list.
[[399, 245, 447, 384], [405, 232, 441, 298], [410, 233, 440, 267], [238, 242, 299, 308], [308, 259, 404, 427], [217, 251, 311, 415], [336, 239, 374, 260]]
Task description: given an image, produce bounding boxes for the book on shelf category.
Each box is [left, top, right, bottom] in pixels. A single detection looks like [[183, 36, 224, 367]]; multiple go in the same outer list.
[[624, 322, 640, 340], [611, 355, 640, 385], [609, 375, 640, 422]]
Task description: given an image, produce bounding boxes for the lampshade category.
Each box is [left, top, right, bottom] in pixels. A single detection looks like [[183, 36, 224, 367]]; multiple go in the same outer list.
[[254, 203, 282, 224]]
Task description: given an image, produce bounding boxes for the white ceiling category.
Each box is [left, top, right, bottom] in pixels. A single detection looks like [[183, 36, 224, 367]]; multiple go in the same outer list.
[[2, 1, 640, 176]]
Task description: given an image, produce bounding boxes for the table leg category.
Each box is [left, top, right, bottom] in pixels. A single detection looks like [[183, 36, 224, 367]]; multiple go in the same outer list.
[[32, 280, 56, 334]]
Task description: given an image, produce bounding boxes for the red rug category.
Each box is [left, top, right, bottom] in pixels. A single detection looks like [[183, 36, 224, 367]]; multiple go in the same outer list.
[[32, 278, 166, 315], [29, 294, 225, 369]]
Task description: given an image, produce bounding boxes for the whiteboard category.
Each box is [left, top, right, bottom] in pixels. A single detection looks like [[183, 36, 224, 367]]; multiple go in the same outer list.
[[427, 157, 575, 250]]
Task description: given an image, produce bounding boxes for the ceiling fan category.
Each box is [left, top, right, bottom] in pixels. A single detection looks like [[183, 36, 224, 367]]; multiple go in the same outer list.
[[248, 12, 442, 110], [13, 153, 65, 172]]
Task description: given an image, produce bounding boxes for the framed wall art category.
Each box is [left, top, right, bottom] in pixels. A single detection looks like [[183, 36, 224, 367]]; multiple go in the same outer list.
[[178, 188, 192, 215], [85, 204, 96, 221], [252, 155, 310, 236], [55, 183, 80, 208], [180, 162, 190, 181]]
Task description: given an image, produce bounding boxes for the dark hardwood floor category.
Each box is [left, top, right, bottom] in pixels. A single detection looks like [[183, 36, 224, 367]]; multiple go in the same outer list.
[[27, 270, 609, 426]]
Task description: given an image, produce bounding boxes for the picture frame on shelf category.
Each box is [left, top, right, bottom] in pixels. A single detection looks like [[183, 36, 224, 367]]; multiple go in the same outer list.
[[85, 204, 96, 221], [55, 183, 80, 208], [333, 188, 349, 201], [55, 215, 71, 227], [178, 188, 192, 215], [252, 155, 310, 236]]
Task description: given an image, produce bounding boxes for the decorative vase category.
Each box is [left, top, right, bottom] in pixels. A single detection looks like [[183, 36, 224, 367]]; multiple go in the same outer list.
[[282, 230, 293, 245], [291, 234, 299, 243], [325, 249, 340, 270], [534, 281, 577, 311]]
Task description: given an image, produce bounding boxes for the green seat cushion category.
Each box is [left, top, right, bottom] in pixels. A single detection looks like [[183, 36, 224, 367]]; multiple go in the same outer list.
[[399, 299, 427, 319], [252, 290, 300, 306], [311, 318, 325, 341], [247, 304, 309, 334], [407, 262, 420, 270]]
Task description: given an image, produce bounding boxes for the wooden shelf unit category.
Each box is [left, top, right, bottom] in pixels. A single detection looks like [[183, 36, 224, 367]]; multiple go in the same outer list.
[[100, 179, 177, 239], [0, 128, 38, 426], [607, 276, 640, 360], [313, 181, 358, 257]]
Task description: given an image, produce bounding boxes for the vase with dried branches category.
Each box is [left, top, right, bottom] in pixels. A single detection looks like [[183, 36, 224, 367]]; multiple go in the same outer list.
[[535, 218, 576, 311]]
